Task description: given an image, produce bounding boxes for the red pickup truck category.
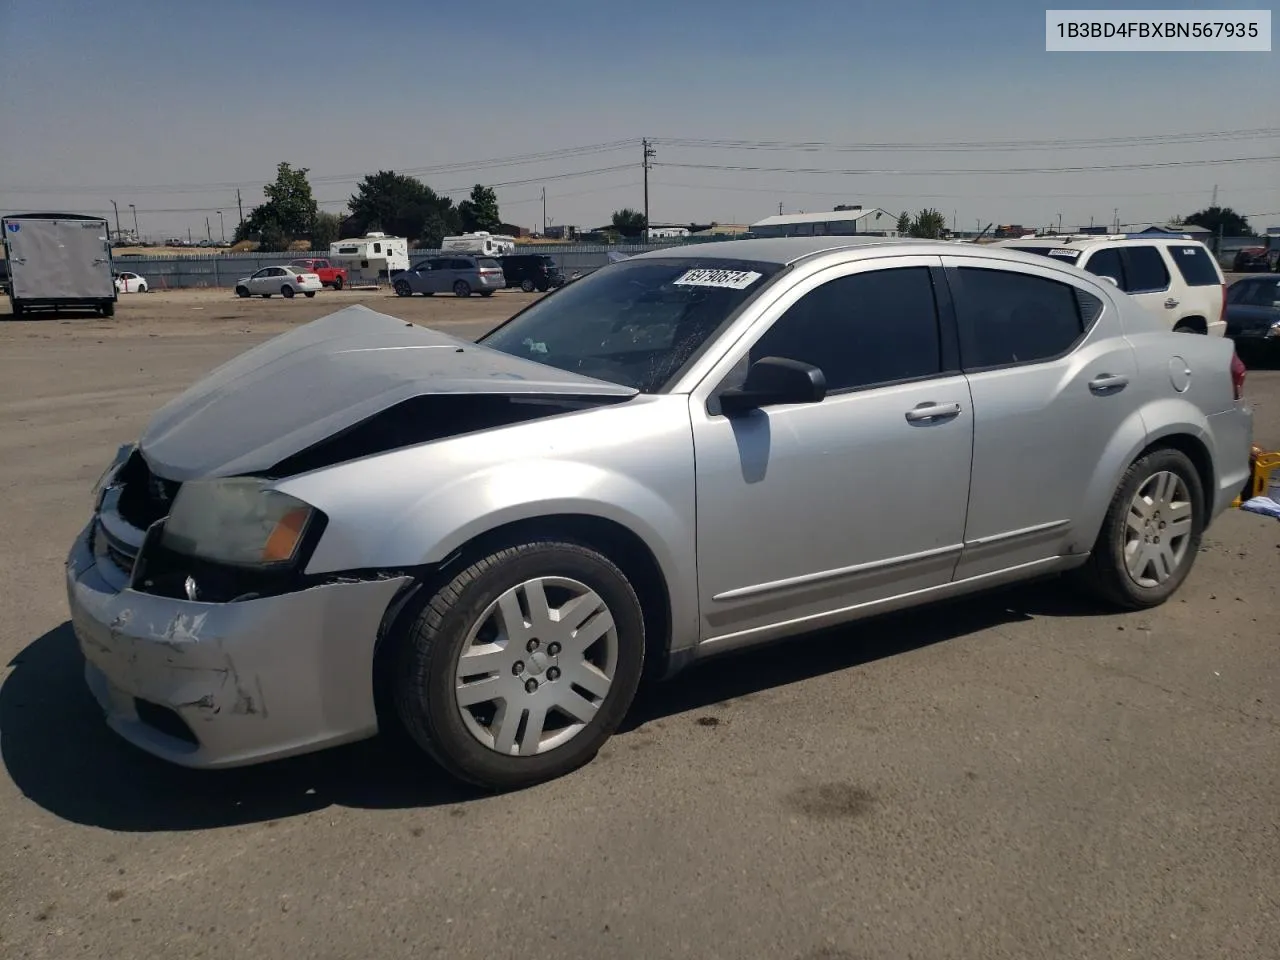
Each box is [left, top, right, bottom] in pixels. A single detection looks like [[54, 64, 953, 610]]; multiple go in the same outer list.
[[289, 258, 348, 290]]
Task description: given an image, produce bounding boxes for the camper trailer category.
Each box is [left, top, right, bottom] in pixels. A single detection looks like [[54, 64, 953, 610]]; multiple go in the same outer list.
[[328, 232, 410, 285], [441, 231, 517, 256]]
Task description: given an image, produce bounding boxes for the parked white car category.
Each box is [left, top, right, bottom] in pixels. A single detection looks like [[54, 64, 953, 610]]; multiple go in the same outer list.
[[235, 265, 322, 299], [113, 271, 149, 294], [990, 236, 1227, 336]]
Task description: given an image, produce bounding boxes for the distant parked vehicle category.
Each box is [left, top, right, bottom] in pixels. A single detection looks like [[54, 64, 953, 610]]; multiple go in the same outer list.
[[235, 265, 322, 299], [1232, 247, 1273, 273], [290, 258, 348, 290], [1225, 275, 1280, 354], [394, 255, 505, 297], [114, 271, 149, 293], [3, 212, 117, 317], [441, 232, 517, 256], [499, 254, 564, 292]]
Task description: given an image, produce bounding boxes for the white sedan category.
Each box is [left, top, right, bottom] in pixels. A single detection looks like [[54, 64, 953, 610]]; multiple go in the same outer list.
[[114, 271, 149, 293], [235, 265, 322, 299]]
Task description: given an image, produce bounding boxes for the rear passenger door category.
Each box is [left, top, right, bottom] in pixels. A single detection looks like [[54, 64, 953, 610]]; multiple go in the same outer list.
[[1119, 245, 1176, 322], [942, 257, 1142, 580]]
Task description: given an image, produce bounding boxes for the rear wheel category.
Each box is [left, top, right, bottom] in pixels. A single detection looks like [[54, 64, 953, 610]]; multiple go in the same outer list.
[[394, 279, 412, 297], [11, 302, 24, 317], [393, 540, 645, 790], [1072, 448, 1204, 610], [453, 280, 472, 298], [100, 301, 115, 317], [332, 276, 344, 291], [281, 285, 295, 299], [480, 290, 494, 297], [235, 286, 250, 298], [304, 291, 316, 298]]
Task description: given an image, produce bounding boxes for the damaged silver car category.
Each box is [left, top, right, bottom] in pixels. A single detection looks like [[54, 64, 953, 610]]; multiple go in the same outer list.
[[67, 237, 1253, 790]]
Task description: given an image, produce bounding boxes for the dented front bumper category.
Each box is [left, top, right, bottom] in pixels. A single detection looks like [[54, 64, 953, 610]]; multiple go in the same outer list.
[[66, 522, 411, 768]]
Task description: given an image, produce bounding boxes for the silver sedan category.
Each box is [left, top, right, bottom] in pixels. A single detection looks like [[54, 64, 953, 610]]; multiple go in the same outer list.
[[66, 237, 1253, 790]]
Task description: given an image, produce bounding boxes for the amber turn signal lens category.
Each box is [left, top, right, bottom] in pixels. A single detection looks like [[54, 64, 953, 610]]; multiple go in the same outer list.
[[262, 507, 310, 563]]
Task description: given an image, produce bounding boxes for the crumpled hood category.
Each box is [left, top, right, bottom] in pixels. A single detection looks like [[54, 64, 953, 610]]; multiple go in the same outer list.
[[140, 304, 636, 480]]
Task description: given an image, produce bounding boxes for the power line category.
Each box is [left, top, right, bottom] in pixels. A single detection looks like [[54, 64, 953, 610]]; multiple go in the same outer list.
[[653, 127, 1280, 153], [649, 179, 1280, 201], [656, 155, 1280, 177]]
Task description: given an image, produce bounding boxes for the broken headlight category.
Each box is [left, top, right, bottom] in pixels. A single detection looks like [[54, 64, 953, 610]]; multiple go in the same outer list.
[[160, 478, 316, 568], [92, 443, 137, 512]]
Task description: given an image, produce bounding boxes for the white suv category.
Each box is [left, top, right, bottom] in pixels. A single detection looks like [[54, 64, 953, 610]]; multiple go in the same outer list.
[[990, 235, 1227, 336]]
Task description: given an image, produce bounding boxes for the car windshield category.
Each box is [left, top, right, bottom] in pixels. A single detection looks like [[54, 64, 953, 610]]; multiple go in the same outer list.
[[478, 257, 783, 393]]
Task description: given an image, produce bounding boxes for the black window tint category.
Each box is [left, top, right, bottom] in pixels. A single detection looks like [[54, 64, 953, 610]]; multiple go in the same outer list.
[[955, 268, 1085, 368], [1227, 282, 1252, 304], [450, 259, 471, 269], [1169, 244, 1221, 286], [1084, 248, 1125, 286], [1122, 246, 1170, 293], [748, 267, 942, 392]]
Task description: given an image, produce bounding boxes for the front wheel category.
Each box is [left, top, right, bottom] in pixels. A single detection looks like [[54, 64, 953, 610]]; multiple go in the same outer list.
[[453, 280, 471, 298], [235, 286, 250, 298], [393, 540, 645, 790], [394, 279, 412, 297], [520, 278, 535, 293], [100, 301, 115, 317], [1071, 448, 1204, 610]]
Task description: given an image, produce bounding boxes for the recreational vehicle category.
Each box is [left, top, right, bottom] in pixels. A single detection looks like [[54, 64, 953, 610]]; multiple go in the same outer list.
[[441, 231, 517, 256], [328, 232, 410, 285]]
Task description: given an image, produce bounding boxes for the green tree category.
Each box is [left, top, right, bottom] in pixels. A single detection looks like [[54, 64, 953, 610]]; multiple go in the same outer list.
[[908, 208, 947, 239], [611, 208, 647, 239], [457, 184, 501, 233], [1183, 206, 1253, 237], [347, 170, 456, 241], [233, 162, 318, 247], [419, 208, 459, 249], [310, 210, 343, 249], [896, 211, 911, 235]]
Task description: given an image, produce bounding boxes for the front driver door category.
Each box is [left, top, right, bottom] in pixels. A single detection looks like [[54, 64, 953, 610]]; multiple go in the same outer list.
[[689, 257, 975, 648]]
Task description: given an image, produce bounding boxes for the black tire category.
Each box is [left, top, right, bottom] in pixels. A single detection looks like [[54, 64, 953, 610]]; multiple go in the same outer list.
[[101, 301, 115, 317], [536, 281, 549, 293], [479, 290, 494, 297], [520, 278, 535, 293], [304, 291, 316, 298], [393, 539, 645, 790], [235, 286, 250, 298], [281, 285, 295, 299], [1071, 447, 1205, 610], [11, 302, 24, 317], [332, 276, 344, 291], [261, 294, 271, 298], [453, 280, 471, 298], [394, 279, 412, 297]]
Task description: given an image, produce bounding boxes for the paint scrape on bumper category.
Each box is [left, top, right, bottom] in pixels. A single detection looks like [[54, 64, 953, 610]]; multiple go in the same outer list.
[[66, 524, 411, 768]]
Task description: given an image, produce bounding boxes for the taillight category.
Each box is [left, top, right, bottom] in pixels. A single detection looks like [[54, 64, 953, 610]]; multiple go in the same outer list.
[[1220, 283, 1228, 330], [1230, 350, 1247, 401]]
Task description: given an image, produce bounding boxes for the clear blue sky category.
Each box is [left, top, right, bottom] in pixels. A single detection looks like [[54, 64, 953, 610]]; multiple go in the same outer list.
[[1, 0, 1275, 237]]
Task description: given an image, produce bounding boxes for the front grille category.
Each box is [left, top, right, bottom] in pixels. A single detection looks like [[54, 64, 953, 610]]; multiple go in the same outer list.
[[115, 450, 181, 530]]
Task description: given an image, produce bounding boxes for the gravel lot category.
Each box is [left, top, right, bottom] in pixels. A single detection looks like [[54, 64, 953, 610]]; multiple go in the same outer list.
[[1, 287, 1278, 960]]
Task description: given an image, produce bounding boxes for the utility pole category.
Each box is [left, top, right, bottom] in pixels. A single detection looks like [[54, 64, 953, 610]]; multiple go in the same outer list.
[[217, 210, 225, 242], [1057, 212, 1063, 234], [1113, 207, 1119, 232], [129, 203, 139, 241], [110, 200, 121, 242], [1211, 183, 1218, 207], [236, 189, 244, 227], [642, 138, 656, 244], [541, 187, 547, 235], [205, 217, 212, 242], [778, 201, 783, 216]]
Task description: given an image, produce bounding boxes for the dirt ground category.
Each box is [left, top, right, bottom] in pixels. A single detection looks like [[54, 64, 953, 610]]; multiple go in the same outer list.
[[0, 286, 1278, 960]]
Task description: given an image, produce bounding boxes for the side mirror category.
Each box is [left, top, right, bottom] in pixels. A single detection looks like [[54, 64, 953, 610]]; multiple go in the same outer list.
[[719, 356, 826, 415]]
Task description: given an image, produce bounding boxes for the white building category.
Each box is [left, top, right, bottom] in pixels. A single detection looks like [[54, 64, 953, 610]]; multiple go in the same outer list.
[[647, 226, 690, 240], [329, 232, 410, 285], [749, 207, 898, 238]]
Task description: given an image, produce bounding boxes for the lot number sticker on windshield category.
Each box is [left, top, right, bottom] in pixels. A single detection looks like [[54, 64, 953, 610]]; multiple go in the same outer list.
[[672, 268, 762, 290]]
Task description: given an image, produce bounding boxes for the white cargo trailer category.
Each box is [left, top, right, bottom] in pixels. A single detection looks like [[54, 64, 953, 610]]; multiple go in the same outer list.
[[2, 213, 117, 316]]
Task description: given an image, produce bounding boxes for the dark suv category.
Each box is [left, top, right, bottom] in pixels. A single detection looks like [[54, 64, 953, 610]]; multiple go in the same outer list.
[[499, 254, 564, 292]]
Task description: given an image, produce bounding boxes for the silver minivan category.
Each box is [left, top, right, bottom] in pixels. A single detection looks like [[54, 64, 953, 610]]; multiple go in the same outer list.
[[393, 256, 506, 298]]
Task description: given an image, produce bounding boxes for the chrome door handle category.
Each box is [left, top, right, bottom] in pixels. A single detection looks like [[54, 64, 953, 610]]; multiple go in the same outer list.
[[905, 401, 962, 423], [1164, 297, 1179, 308], [1089, 373, 1129, 394]]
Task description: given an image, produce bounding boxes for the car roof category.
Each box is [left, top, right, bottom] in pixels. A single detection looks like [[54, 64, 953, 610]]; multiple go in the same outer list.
[[989, 236, 1209, 250], [625, 236, 1104, 273]]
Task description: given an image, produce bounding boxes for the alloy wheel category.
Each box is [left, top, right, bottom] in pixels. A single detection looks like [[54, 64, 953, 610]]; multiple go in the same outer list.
[[1123, 470, 1193, 587]]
